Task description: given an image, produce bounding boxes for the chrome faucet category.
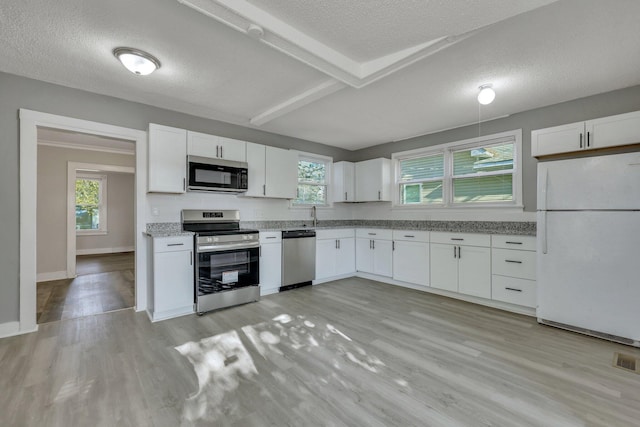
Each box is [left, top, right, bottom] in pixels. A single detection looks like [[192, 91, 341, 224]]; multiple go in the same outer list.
[[311, 205, 317, 228]]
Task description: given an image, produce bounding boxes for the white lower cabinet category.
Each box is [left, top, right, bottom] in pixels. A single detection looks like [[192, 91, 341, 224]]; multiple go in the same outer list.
[[392, 230, 429, 286], [491, 235, 537, 308], [315, 229, 355, 281], [147, 235, 194, 322], [259, 232, 282, 295], [355, 229, 392, 277], [430, 232, 491, 299]]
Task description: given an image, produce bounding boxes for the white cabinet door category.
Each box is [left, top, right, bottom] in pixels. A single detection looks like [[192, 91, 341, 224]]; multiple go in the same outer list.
[[430, 243, 458, 292], [219, 137, 247, 162], [260, 242, 282, 293], [372, 239, 393, 277], [265, 146, 298, 199], [333, 161, 355, 202], [356, 238, 373, 273], [245, 142, 266, 197], [187, 131, 220, 158], [355, 158, 391, 202], [587, 110, 640, 150], [335, 237, 355, 276], [148, 124, 187, 193], [315, 239, 338, 280], [154, 248, 193, 314], [531, 122, 585, 157], [458, 246, 491, 299], [393, 240, 429, 286]]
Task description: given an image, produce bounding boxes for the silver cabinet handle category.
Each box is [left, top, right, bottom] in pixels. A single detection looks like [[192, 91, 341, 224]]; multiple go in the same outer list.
[[505, 260, 523, 264], [220, 145, 223, 158], [368, 233, 377, 236], [451, 238, 464, 241], [168, 243, 184, 246], [505, 241, 522, 245], [369, 240, 372, 249], [403, 235, 415, 238], [183, 178, 186, 192], [344, 192, 347, 201], [587, 131, 590, 148], [378, 190, 381, 200], [458, 246, 461, 259], [392, 241, 395, 251], [335, 240, 338, 249], [453, 246, 457, 258], [338, 240, 340, 249], [263, 184, 266, 196], [372, 240, 375, 250], [190, 251, 193, 266], [505, 287, 522, 292], [265, 236, 276, 239], [579, 133, 583, 148]]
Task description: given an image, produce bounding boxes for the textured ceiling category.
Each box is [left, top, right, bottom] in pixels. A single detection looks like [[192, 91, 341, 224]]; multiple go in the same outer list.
[[246, 0, 558, 62], [2, 0, 640, 150]]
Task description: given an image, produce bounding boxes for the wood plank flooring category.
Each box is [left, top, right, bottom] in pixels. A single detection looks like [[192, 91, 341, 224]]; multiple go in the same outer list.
[[3, 277, 640, 426], [37, 253, 134, 323]]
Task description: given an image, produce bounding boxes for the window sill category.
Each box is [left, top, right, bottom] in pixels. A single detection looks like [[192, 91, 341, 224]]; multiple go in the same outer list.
[[76, 230, 108, 236]]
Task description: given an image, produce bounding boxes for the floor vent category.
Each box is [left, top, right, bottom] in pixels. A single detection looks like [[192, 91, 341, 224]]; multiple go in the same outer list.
[[613, 353, 639, 374]]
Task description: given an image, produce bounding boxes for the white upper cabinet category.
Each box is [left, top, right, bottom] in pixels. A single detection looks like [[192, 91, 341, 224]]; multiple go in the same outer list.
[[187, 131, 246, 162], [333, 161, 355, 202], [355, 158, 391, 202], [148, 123, 187, 193], [532, 110, 640, 157], [244, 142, 297, 199]]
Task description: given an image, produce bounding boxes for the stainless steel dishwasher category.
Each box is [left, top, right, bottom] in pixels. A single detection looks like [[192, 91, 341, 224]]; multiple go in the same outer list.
[[281, 229, 316, 291]]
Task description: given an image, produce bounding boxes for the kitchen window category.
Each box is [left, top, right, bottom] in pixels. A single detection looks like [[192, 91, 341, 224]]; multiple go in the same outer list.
[[293, 154, 331, 206], [75, 174, 107, 234], [393, 129, 522, 209]]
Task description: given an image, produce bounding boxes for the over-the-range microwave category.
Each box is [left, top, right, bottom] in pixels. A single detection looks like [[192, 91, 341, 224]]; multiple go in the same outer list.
[[187, 155, 248, 193]]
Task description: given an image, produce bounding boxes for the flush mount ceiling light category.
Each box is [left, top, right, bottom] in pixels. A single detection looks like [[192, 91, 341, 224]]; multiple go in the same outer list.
[[477, 84, 496, 105], [113, 47, 161, 76]]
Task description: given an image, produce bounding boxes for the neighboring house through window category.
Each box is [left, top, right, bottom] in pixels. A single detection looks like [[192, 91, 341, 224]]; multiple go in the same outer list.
[[293, 154, 332, 206], [394, 129, 522, 208], [76, 174, 107, 234]]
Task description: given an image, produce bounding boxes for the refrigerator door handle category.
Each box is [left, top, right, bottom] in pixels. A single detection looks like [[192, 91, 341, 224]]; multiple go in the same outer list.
[[539, 168, 548, 211], [540, 211, 548, 254]]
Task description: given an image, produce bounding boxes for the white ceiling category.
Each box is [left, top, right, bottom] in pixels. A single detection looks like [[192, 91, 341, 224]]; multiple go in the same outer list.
[[2, 0, 640, 151]]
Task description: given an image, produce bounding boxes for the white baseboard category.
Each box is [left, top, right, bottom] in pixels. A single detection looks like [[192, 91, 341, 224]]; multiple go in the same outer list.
[[76, 246, 134, 256], [36, 270, 68, 282], [0, 321, 37, 339]]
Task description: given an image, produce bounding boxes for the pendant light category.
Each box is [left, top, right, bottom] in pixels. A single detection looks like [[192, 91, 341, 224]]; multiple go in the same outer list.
[[477, 84, 495, 105], [113, 47, 161, 76]]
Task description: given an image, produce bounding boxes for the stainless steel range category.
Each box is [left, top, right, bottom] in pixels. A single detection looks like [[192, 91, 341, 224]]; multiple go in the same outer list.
[[182, 210, 260, 314]]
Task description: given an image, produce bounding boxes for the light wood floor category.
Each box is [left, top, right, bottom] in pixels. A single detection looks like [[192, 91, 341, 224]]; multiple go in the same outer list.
[[36, 252, 135, 324], [3, 277, 640, 426]]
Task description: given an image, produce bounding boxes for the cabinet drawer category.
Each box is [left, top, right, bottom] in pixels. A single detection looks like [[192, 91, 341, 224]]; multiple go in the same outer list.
[[392, 230, 429, 242], [492, 249, 536, 280], [356, 228, 392, 240], [316, 228, 355, 240], [431, 232, 490, 247], [154, 236, 193, 253], [492, 235, 536, 251], [492, 276, 536, 308], [260, 232, 282, 243]]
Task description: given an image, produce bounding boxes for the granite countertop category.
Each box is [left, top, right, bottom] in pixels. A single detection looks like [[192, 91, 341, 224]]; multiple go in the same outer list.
[[147, 220, 536, 236]]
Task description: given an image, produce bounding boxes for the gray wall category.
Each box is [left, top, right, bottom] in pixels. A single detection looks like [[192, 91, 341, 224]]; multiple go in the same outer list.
[[348, 85, 640, 211], [0, 71, 351, 325]]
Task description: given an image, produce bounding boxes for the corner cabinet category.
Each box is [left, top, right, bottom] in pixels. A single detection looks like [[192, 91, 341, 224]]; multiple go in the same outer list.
[[148, 124, 187, 193], [430, 232, 491, 299], [187, 131, 246, 162], [259, 232, 282, 295], [245, 143, 297, 199], [532, 110, 640, 157], [355, 158, 391, 202], [147, 235, 194, 322], [355, 229, 393, 277], [315, 229, 356, 282], [332, 161, 356, 202]]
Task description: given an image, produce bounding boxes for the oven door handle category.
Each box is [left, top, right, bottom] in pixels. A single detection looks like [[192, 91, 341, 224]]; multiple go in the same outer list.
[[198, 241, 260, 252]]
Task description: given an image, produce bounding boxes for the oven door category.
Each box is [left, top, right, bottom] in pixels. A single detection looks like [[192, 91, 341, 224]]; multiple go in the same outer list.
[[196, 246, 259, 295], [187, 156, 248, 192]]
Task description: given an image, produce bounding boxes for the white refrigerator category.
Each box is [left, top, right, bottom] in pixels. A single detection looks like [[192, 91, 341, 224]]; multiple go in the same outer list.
[[537, 151, 640, 346]]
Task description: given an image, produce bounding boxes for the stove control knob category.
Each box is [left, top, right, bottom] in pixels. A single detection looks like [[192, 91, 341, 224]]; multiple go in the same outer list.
[[213, 237, 219, 242], [243, 235, 248, 240], [206, 237, 212, 243]]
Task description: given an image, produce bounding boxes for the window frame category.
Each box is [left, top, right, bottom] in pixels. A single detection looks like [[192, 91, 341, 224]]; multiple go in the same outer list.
[[392, 129, 522, 210], [291, 152, 333, 208], [75, 173, 108, 235]]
